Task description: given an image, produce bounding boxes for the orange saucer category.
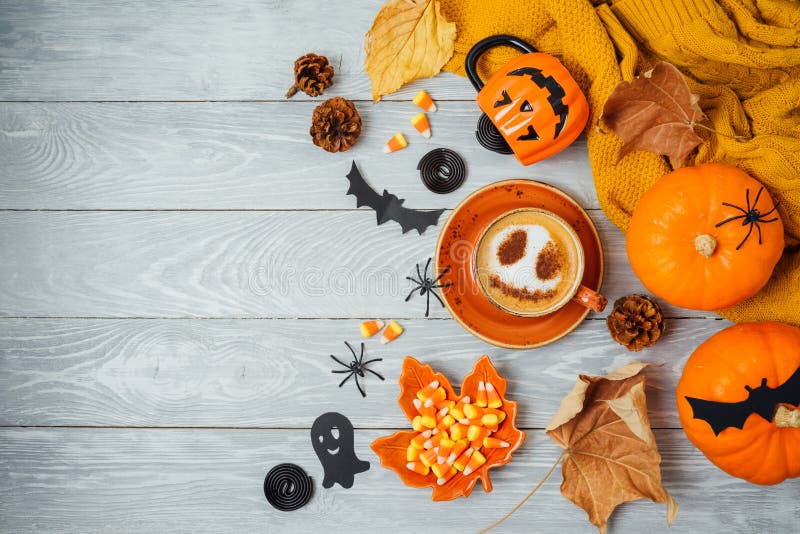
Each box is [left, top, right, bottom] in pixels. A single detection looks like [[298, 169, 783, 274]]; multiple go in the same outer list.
[[435, 180, 603, 349]]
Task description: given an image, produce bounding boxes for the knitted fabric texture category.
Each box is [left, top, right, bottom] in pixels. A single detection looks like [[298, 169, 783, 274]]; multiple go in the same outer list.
[[441, 0, 800, 324]]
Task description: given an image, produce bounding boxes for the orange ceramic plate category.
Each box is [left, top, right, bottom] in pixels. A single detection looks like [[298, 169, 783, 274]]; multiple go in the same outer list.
[[371, 356, 525, 501], [435, 180, 603, 349]]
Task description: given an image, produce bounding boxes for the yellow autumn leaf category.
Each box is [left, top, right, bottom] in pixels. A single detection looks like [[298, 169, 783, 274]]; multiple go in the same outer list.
[[365, 0, 456, 102]]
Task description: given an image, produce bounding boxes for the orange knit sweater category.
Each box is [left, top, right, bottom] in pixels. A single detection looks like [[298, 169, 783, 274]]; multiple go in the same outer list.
[[441, 0, 800, 324]]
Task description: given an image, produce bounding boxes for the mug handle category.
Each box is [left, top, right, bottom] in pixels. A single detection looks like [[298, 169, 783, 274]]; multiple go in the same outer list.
[[572, 285, 607, 313], [465, 35, 537, 92]]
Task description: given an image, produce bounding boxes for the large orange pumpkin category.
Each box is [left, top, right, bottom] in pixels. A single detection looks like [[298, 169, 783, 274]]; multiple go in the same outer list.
[[676, 322, 800, 485], [627, 163, 784, 310]]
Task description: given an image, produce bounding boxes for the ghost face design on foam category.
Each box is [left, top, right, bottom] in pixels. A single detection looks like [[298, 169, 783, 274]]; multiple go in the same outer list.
[[310, 412, 370, 489], [488, 224, 562, 294]]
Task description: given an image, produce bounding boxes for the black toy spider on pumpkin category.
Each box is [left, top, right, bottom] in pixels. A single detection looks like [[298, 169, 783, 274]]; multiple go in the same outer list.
[[405, 258, 452, 318], [715, 186, 780, 250], [330, 341, 384, 398]]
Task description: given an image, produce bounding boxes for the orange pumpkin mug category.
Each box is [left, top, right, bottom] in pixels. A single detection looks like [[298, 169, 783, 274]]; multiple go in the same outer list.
[[466, 35, 590, 165]]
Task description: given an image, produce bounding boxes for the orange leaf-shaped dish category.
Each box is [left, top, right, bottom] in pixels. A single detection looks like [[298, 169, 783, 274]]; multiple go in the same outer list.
[[371, 356, 525, 500]]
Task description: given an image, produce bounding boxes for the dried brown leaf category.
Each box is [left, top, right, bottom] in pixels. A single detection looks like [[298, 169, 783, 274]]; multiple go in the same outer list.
[[546, 362, 677, 533], [365, 0, 456, 102], [602, 62, 706, 167]]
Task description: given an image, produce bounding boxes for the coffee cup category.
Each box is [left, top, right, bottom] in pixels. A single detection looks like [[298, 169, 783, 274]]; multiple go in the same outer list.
[[474, 208, 606, 317]]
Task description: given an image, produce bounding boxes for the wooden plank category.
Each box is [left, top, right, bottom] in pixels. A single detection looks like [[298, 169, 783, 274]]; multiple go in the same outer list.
[[1, 428, 797, 533], [0, 318, 728, 429], [0, 0, 475, 101], [0, 210, 711, 318], [0, 102, 596, 210]]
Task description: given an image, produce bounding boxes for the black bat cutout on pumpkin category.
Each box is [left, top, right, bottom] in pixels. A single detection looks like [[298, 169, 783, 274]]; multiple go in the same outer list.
[[685, 365, 800, 436], [507, 67, 569, 138], [346, 161, 444, 235]]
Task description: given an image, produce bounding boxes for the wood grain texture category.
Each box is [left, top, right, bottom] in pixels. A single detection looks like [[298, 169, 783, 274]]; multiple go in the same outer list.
[[1, 428, 797, 533], [0, 2, 763, 533], [0, 318, 729, 429], [0, 210, 711, 319], [0, 0, 475, 101], [0, 102, 595, 210]]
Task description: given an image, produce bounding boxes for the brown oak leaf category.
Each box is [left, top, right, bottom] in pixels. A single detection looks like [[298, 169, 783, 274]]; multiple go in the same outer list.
[[546, 362, 678, 533], [365, 0, 456, 102], [602, 62, 706, 167]]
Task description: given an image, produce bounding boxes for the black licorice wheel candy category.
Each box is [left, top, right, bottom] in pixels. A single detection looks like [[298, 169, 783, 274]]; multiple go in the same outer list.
[[263, 463, 313, 511], [417, 148, 467, 194], [475, 113, 513, 154]]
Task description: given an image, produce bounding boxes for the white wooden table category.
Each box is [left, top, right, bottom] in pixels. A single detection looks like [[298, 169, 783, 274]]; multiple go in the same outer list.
[[0, 2, 797, 532]]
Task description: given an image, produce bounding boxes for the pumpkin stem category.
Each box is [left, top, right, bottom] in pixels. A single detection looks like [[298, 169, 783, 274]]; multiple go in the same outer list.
[[774, 406, 800, 428], [694, 234, 717, 258]]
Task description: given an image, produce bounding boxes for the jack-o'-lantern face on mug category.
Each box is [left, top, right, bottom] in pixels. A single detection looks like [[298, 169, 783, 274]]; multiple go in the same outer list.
[[467, 36, 589, 166]]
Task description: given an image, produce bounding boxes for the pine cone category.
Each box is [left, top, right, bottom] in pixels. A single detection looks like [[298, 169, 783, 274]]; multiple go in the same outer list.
[[286, 53, 334, 98], [310, 97, 362, 153], [606, 294, 665, 351]]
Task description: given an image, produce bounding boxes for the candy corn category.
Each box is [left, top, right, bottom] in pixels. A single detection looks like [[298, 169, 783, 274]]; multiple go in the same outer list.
[[450, 396, 470, 420], [424, 387, 446, 406], [413, 90, 437, 112], [407, 461, 430, 475], [485, 408, 506, 423], [467, 424, 490, 443], [436, 414, 455, 431], [459, 418, 483, 427], [476, 381, 488, 407], [359, 320, 384, 338], [423, 430, 446, 450], [481, 413, 500, 427], [411, 415, 423, 431], [447, 440, 468, 465], [437, 438, 454, 464], [462, 449, 487, 476], [435, 400, 455, 412], [416, 380, 439, 402], [380, 320, 404, 344], [486, 382, 502, 409], [420, 404, 436, 429], [407, 444, 421, 461], [411, 429, 432, 450], [382, 133, 408, 154], [437, 467, 458, 486], [483, 437, 510, 449], [420, 447, 439, 467], [449, 422, 469, 441], [410, 112, 431, 138], [431, 461, 451, 479], [453, 447, 474, 472], [463, 403, 485, 419]]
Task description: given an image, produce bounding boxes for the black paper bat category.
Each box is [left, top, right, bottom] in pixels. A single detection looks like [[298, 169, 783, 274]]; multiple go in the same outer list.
[[346, 161, 444, 235], [685, 365, 800, 436]]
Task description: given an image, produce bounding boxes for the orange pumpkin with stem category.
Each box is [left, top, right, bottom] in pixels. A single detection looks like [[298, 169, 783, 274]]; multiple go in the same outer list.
[[676, 322, 800, 485], [627, 163, 784, 311]]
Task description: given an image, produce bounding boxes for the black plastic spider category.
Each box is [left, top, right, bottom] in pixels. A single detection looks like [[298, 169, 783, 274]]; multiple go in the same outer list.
[[405, 258, 453, 317], [330, 341, 384, 397], [715, 186, 780, 250]]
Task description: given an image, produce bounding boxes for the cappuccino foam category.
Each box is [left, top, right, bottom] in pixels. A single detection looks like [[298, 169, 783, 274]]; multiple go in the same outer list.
[[476, 210, 581, 315], [487, 225, 562, 295]]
